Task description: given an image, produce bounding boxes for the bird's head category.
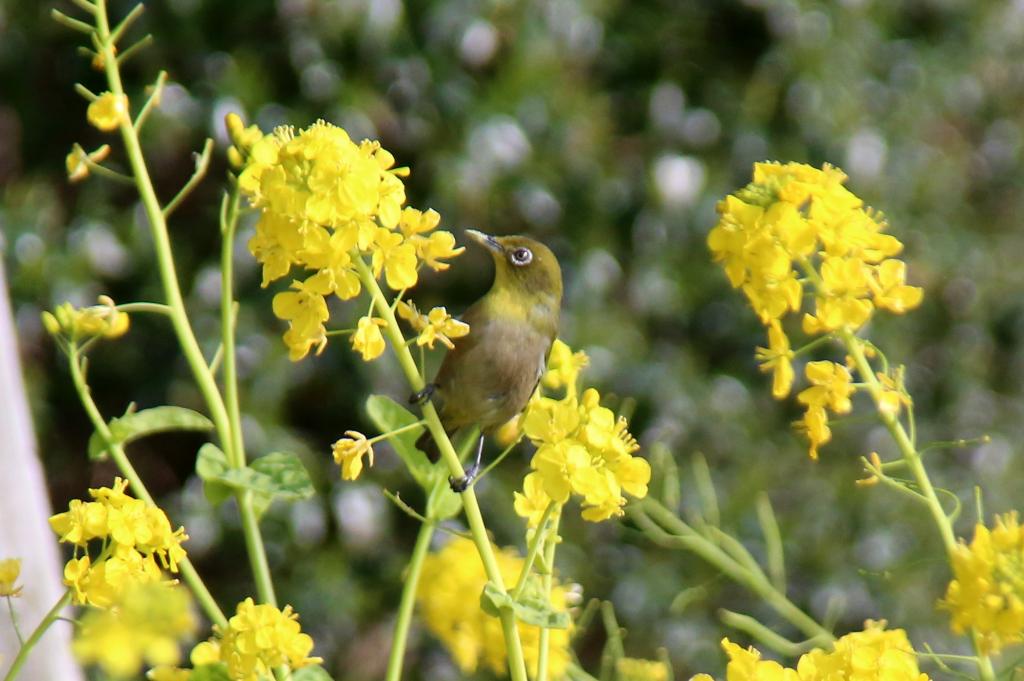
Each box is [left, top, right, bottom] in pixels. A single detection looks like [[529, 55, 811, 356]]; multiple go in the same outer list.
[[466, 230, 563, 311]]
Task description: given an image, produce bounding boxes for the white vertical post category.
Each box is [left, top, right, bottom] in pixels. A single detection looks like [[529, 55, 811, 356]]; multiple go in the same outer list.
[[0, 261, 83, 681]]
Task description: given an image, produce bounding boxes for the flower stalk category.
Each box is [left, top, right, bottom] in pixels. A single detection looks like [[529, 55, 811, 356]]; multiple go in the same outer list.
[[91, 0, 277, 607], [630, 498, 833, 648], [67, 344, 227, 628], [1, 591, 73, 681]]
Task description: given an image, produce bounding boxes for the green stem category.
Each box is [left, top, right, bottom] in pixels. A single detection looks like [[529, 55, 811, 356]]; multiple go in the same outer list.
[[844, 332, 994, 681], [353, 256, 529, 681], [6, 596, 24, 645], [718, 609, 812, 656], [385, 513, 436, 681], [512, 502, 558, 600], [2, 591, 72, 681], [633, 499, 833, 645], [841, 331, 956, 553], [369, 420, 428, 444], [92, 0, 276, 607], [220, 189, 244, 468], [68, 347, 228, 628], [536, 507, 562, 681]]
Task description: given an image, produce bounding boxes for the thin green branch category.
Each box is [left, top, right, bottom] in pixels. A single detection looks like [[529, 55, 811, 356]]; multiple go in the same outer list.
[[68, 347, 227, 628], [6, 596, 24, 645], [73, 83, 98, 101], [163, 138, 214, 218], [630, 499, 833, 645], [385, 515, 435, 681], [513, 502, 558, 600], [1, 591, 72, 681], [718, 609, 815, 656], [115, 34, 153, 64], [108, 2, 144, 46], [115, 301, 173, 316], [536, 507, 563, 681], [51, 9, 94, 33], [134, 70, 167, 132], [756, 493, 786, 592], [92, 0, 276, 609]]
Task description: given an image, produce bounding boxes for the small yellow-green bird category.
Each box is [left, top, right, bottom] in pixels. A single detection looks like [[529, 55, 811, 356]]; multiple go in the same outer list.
[[413, 230, 563, 490]]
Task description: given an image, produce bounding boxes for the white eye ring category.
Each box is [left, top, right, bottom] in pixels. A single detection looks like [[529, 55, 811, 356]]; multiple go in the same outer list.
[[510, 247, 533, 266]]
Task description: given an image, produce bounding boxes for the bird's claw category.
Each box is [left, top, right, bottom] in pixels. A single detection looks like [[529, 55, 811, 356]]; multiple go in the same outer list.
[[448, 463, 480, 493], [409, 383, 436, 406]]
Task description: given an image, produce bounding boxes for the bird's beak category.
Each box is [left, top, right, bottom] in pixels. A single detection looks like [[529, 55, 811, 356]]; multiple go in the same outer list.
[[465, 229, 504, 254]]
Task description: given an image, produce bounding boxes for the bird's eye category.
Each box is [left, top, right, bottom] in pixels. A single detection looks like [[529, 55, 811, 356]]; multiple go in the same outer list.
[[510, 247, 533, 266]]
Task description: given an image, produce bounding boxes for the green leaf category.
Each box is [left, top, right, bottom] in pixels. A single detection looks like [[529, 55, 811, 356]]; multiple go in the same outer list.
[[480, 582, 570, 629], [197, 451, 315, 515], [292, 666, 336, 681], [195, 443, 233, 506], [88, 406, 214, 461], [365, 394, 431, 488]]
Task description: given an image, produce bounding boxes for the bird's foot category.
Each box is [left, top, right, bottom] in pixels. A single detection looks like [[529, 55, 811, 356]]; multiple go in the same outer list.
[[409, 383, 436, 406], [448, 463, 480, 493]]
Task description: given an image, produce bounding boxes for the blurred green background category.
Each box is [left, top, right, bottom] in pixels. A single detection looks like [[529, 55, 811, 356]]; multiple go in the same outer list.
[[3, 0, 1024, 678]]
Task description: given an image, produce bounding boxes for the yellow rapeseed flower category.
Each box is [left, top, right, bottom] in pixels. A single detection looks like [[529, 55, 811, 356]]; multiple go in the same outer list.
[[416, 537, 572, 679], [542, 339, 589, 397], [711, 622, 930, 681], [236, 118, 464, 361], [517, 343, 648, 524], [616, 657, 670, 681], [941, 513, 1024, 653], [351, 315, 388, 361], [709, 162, 924, 458], [42, 297, 130, 342], [0, 558, 22, 597], [65, 143, 112, 183], [793, 361, 854, 460], [73, 583, 197, 679], [212, 597, 322, 681], [797, 621, 929, 681], [272, 274, 332, 361], [755, 320, 794, 399], [332, 430, 374, 480], [87, 92, 129, 131], [50, 478, 188, 607], [396, 300, 470, 349]]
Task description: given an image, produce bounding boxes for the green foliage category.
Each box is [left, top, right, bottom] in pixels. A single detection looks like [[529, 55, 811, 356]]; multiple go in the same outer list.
[[88, 405, 213, 461], [481, 581, 571, 630], [196, 445, 315, 516]]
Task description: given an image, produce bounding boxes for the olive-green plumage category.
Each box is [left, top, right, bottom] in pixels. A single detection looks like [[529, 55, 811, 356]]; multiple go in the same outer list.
[[415, 230, 563, 465]]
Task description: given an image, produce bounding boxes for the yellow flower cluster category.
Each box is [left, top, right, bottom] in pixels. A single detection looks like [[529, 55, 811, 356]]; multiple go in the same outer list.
[[514, 340, 650, 524], [616, 657, 670, 681], [42, 296, 130, 342], [397, 300, 470, 349], [190, 597, 322, 681], [416, 537, 571, 679], [941, 512, 1024, 653], [234, 117, 464, 360], [73, 583, 197, 679], [693, 622, 929, 681], [49, 478, 188, 607], [709, 162, 923, 458], [0, 558, 22, 597], [795, 360, 854, 460]]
